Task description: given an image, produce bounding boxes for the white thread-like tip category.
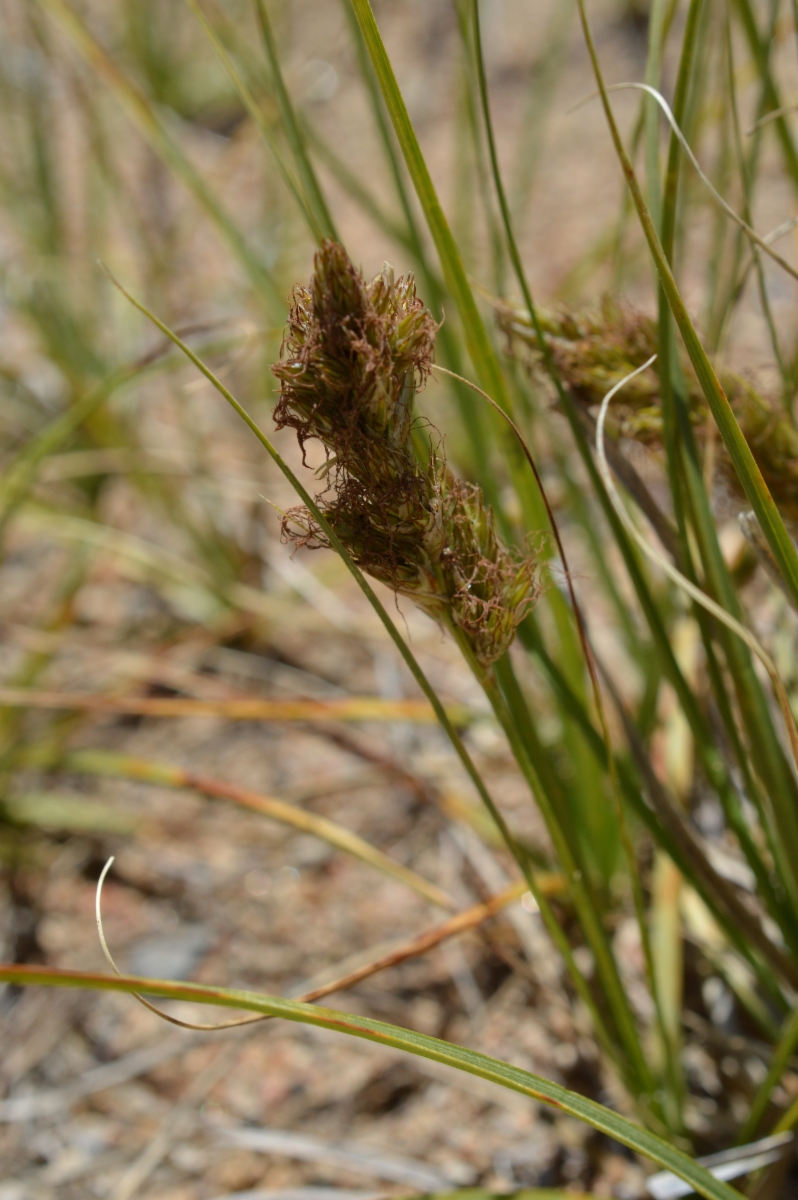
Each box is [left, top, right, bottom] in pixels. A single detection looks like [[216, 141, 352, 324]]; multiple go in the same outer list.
[[570, 81, 798, 281], [95, 856, 121, 976], [93, 852, 266, 1032], [594, 355, 790, 720]]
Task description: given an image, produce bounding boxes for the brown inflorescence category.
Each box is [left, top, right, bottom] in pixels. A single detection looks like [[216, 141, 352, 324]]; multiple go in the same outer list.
[[271, 241, 541, 666], [497, 295, 798, 531]]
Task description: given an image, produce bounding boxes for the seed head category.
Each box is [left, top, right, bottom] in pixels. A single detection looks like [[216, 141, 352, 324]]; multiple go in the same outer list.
[[271, 241, 542, 666], [498, 295, 798, 530]]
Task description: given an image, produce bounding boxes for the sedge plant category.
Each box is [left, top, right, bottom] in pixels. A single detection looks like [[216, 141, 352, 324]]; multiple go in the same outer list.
[[3, 0, 798, 1193]]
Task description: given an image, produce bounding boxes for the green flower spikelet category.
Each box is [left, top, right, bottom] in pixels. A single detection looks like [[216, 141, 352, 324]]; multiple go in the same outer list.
[[272, 241, 541, 666]]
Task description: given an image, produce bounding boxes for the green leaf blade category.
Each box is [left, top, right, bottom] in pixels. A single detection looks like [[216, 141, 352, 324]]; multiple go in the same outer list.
[[0, 962, 745, 1200]]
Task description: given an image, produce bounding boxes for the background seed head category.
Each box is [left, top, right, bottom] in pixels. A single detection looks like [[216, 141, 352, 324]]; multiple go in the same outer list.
[[499, 295, 798, 531]]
